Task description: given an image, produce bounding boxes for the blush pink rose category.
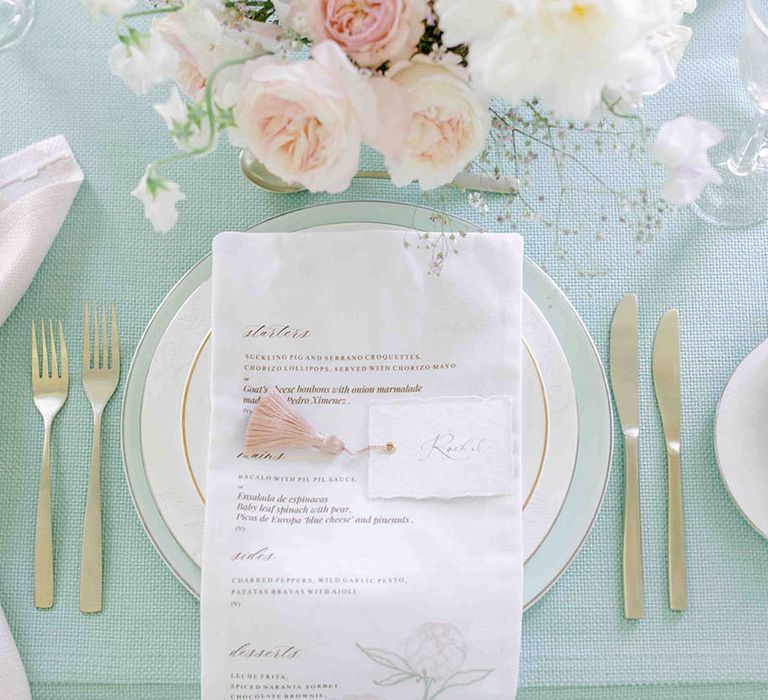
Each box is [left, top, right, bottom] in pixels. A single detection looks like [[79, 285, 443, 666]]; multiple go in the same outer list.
[[290, 0, 428, 68], [229, 41, 407, 193], [386, 57, 490, 190]]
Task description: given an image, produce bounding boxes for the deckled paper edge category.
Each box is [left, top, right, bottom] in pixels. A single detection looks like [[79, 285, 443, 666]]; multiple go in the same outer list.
[[367, 395, 516, 500]]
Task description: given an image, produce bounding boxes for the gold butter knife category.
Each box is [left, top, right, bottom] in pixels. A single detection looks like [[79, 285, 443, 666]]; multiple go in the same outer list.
[[653, 309, 688, 611], [610, 294, 644, 620]]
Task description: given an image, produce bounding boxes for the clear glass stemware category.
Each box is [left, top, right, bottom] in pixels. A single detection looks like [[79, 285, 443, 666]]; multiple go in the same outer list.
[[692, 0, 768, 228], [0, 0, 34, 51]]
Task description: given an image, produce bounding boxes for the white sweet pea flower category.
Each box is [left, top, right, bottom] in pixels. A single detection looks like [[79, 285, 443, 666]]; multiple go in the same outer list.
[[154, 1, 279, 102], [131, 168, 186, 233], [154, 86, 215, 153], [109, 30, 179, 95], [81, 0, 134, 17], [653, 115, 724, 204]]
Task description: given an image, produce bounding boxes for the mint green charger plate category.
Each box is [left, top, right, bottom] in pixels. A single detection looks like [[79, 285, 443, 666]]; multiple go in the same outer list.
[[121, 201, 613, 609]]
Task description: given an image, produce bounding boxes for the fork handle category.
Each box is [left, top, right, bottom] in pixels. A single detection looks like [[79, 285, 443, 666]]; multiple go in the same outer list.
[[80, 410, 102, 613], [34, 422, 54, 609]]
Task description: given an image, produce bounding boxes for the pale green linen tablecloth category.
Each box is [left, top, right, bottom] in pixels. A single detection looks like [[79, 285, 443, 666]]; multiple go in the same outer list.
[[1, 1, 767, 698]]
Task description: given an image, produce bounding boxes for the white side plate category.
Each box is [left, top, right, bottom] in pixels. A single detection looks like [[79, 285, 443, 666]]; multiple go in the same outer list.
[[715, 338, 768, 539]]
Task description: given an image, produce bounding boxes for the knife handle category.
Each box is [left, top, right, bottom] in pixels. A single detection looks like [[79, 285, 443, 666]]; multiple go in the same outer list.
[[667, 446, 688, 611], [623, 433, 644, 619]]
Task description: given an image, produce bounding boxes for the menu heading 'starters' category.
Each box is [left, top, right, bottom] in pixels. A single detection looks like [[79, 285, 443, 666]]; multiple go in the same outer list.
[[243, 324, 311, 339]]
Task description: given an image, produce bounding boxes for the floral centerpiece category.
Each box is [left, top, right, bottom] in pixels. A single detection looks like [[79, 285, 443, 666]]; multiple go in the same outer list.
[[83, 0, 723, 232]]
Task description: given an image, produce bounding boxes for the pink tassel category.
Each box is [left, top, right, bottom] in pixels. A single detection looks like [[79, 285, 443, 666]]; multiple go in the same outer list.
[[244, 387, 395, 457]]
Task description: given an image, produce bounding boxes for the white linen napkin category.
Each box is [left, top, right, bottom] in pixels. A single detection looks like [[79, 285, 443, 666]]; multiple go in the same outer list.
[[0, 135, 84, 327], [202, 230, 523, 699], [0, 605, 31, 700]]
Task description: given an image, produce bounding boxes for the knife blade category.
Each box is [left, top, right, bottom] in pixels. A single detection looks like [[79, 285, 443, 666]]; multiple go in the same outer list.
[[653, 309, 688, 611], [610, 293, 644, 620]]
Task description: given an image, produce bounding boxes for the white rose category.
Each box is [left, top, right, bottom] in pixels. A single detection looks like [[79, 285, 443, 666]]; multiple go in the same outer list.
[[386, 57, 489, 190]]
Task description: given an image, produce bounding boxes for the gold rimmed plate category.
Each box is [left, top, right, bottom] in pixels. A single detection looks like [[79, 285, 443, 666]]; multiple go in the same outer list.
[[122, 202, 611, 608]]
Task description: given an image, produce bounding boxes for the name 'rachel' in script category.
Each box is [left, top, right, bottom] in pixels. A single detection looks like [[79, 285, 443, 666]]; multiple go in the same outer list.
[[419, 432, 489, 461]]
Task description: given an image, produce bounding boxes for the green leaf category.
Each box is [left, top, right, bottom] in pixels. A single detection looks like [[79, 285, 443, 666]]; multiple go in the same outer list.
[[373, 671, 418, 686], [169, 119, 193, 142], [432, 668, 494, 697], [215, 104, 236, 130], [145, 173, 170, 199], [187, 102, 207, 129], [355, 644, 411, 673]]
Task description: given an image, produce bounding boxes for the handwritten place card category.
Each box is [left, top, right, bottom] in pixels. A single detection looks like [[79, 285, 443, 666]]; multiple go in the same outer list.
[[369, 396, 514, 499]]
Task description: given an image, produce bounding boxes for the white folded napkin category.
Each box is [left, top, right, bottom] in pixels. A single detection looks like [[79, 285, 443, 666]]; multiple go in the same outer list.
[[202, 231, 523, 699], [0, 135, 83, 327], [0, 605, 31, 700]]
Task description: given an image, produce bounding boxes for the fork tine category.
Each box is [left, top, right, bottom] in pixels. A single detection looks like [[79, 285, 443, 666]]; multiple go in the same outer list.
[[59, 321, 68, 379], [93, 304, 100, 369], [101, 305, 108, 370], [41, 320, 49, 378], [48, 321, 58, 378], [111, 303, 119, 371], [32, 322, 40, 380], [83, 304, 91, 371]]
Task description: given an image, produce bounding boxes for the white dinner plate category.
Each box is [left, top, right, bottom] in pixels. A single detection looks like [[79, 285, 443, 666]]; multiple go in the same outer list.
[[122, 201, 612, 609], [715, 338, 768, 539]]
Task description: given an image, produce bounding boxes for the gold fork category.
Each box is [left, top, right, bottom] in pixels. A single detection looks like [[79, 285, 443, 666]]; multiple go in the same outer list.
[[80, 303, 120, 613], [31, 320, 69, 609]]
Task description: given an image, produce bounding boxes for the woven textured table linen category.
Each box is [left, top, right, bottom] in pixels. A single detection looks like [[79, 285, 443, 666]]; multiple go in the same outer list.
[[0, 0, 766, 698]]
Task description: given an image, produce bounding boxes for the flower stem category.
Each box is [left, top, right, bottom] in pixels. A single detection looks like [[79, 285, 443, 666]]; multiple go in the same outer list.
[[122, 5, 183, 22], [601, 96, 647, 140], [149, 54, 262, 172], [117, 4, 182, 42]]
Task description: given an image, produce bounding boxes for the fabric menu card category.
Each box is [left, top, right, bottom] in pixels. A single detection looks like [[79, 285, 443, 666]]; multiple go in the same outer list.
[[201, 230, 524, 700]]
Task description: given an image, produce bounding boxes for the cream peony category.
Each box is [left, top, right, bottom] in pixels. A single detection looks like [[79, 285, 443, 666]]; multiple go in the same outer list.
[[229, 41, 406, 193], [435, 0, 696, 120], [653, 115, 723, 205], [386, 57, 490, 190], [289, 0, 428, 68]]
